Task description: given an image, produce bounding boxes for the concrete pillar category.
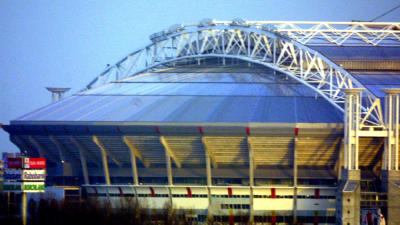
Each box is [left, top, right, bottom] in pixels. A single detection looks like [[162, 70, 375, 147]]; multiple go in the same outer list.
[[382, 88, 400, 225], [337, 88, 363, 225]]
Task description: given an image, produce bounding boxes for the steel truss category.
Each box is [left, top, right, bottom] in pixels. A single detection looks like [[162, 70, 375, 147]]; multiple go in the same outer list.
[[256, 21, 400, 46], [85, 21, 390, 127]]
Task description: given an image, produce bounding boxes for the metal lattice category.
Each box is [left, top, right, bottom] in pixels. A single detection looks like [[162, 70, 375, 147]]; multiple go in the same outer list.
[[85, 21, 393, 126]]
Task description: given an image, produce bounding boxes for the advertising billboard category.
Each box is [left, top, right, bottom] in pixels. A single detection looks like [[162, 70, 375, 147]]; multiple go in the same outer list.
[[7, 157, 23, 169], [4, 169, 22, 180], [3, 182, 46, 192], [23, 158, 46, 169], [22, 169, 46, 181], [3, 182, 22, 192], [3, 156, 46, 193], [22, 182, 45, 192]]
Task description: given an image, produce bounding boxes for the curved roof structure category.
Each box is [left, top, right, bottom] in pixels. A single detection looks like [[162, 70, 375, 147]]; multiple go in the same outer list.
[[11, 20, 400, 126], [14, 62, 343, 123]]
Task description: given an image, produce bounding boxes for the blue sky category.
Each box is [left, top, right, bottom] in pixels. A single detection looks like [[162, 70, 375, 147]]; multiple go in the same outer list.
[[0, 0, 399, 154]]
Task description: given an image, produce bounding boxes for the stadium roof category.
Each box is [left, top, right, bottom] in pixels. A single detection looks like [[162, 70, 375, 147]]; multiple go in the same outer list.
[[9, 21, 400, 126], [13, 64, 344, 124]]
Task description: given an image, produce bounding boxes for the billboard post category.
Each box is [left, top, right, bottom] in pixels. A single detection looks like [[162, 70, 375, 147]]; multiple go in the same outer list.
[[2, 155, 46, 225]]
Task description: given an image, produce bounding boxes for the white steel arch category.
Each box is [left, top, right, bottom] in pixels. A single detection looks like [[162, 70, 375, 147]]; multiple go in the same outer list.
[[85, 21, 387, 127]]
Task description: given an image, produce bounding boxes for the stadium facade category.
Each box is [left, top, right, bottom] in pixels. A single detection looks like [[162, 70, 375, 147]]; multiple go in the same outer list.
[[2, 20, 400, 224]]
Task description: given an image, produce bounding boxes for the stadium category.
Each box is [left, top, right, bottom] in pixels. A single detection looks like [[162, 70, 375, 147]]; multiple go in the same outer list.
[[2, 20, 400, 224]]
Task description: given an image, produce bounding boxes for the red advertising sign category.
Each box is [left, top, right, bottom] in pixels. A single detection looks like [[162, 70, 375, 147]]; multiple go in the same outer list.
[[23, 158, 46, 169], [7, 158, 23, 169]]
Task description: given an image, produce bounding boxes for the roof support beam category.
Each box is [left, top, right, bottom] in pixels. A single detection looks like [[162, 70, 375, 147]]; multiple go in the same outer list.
[[92, 136, 111, 185], [160, 136, 179, 186], [201, 137, 218, 169], [92, 136, 122, 167], [160, 136, 181, 168], [27, 136, 45, 158], [70, 136, 90, 185], [10, 135, 32, 156], [28, 136, 57, 162], [49, 136, 66, 163], [69, 136, 101, 167], [122, 136, 150, 185], [122, 136, 150, 167]]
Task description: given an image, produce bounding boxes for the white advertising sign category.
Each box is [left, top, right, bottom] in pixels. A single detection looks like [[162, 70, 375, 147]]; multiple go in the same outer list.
[[22, 169, 46, 181]]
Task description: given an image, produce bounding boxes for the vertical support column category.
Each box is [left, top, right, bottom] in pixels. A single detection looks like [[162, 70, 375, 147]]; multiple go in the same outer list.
[[382, 88, 400, 225], [123, 136, 139, 185], [247, 133, 254, 224], [200, 131, 213, 187], [383, 89, 400, 171], [165, 145, 173, 186], [79, 150, 90, 185], [167, 186, 173, 208], [92, 136, 111, 185], [21, 192, 27, 225], [200, 127, 213, 221], [100, 148, 111, 185], [78, 145, 90, 185], [293, 129, 299, 225], [343, 88, 362, 171], [28, 136, 46, 158], [70, 137, 90, 185], [205, 152, 212, 187], [337, 88, 363, 225], [160, 135, 181, 186], [205, 152, 212, 218], [130, 149, 139, 185]]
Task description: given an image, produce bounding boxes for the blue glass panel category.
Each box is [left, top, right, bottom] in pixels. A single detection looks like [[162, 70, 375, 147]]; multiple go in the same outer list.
[[313, 46, 400, 60], [353, 73, 400, 85]]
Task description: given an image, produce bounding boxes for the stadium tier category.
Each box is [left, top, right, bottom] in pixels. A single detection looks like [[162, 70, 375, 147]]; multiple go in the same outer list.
[[2, 21, 400, 224]]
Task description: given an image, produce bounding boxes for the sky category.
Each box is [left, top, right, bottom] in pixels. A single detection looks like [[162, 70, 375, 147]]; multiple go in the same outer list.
[[0, 0, 399, 154]]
